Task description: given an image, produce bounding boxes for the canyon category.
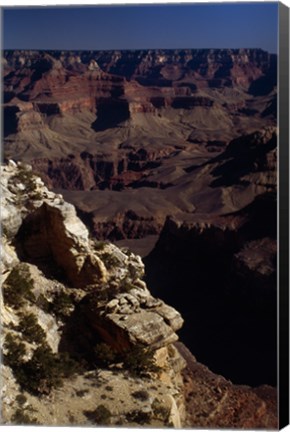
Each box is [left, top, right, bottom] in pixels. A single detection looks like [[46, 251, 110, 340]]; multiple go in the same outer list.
[[2, 49, 278, 427], [1, 161, 277, 428]]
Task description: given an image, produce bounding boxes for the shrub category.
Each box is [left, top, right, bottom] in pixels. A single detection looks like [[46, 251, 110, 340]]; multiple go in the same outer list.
[[35, 294, 51, 313], [101, 253, 120, 270], [58, 351, 82, 378], [120, 279, 136, 293], [95, 241, 107, 251], [10, 169, 36, 194], [11, 408, 38, 425], [125, 410, 151, 425], [75, 389, 88, 397], [105, 385, 113, 392], [31, 191, 43, 201], [17, 313, 46, 344], [51, 291, 74, 318], [5, 337, 80, 395], [94, 343, 117, 368], [18, 344, 64, 394], [131, 390, 150, 401], [84, 404, 112, 425], [3, 333, 26, 368], [15, 394, 27, 406], [3, 265, 35, 309], [151, 398, 170, 422], [122, 346, 160, 377]]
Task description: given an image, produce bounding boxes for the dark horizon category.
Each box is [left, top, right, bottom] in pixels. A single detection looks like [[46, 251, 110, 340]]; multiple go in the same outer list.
[[3, 47, 277, 56]]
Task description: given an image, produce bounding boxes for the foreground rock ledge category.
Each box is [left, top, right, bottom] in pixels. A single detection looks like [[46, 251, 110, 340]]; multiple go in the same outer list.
[[1, 160, 185, 427]]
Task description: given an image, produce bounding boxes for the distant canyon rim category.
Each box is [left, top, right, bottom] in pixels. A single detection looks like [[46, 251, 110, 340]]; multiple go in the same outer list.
[[3, 48, 277, 386]]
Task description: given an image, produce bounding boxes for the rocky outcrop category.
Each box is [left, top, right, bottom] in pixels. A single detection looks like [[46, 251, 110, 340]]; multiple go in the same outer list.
[[82, 289, 183, 352], [1, 161, 106, 287], [208, 126, 277, 189], [1, 161, 186, 427]]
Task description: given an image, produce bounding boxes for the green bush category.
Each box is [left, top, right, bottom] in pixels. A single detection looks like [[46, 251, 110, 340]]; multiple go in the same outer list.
[[11, 408, 38, 425], [75, 389, 88, 397], [105, 385, 113, 391], [11, 169, 36, 193], [51, 291, 74, 318], [101, 253, 120, 270], [15, 394, 27, 406], [3, 265, 35, 309], [94, 343, 117, 368], [151, 398, 170, 422], [35, 294, 51, 313], [17, 344, 64, 394], [3, 333, 26, 368], [84, 404, 112, 425], [131, 390, 150, 401], [4, 335, 80, 395], [17, 313, 46, 344], [122, 346, 160, 377], [92, 343, 160, 376], [125, 410, 151, 425], [95, 241, 107, 251], [120, 279, 136, 293]]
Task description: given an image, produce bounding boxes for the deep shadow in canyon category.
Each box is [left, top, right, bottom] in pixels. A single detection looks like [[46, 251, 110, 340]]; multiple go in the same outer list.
[[3, 48, 278, 391], [144, 193, 277, 387]]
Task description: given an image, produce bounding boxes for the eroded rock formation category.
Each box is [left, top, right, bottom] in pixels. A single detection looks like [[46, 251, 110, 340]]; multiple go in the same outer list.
[[1, 161, 185, 427], [0, 161, 277, 428], [3, 50, 277, 247]]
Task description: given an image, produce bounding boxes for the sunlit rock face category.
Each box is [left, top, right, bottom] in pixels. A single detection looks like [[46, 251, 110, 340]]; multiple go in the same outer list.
[[1, 161, 187, 427]]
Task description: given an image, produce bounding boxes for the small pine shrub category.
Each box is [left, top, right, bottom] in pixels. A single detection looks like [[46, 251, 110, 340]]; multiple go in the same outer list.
[[122, 346, 160, 377], [58, 351, 82, 378], [131, 390, 150, 401], [35, 294, 51, 313], [105, 385, 113, 392], [51, 291, 74, 318], [3, 333, 26, 368], [94, 343, 117, 368], [151, 398, 170, 422], [3, 265, 35, 309], [11, 408, 39, 425], [5, 335, 80, 395], [95, 241, 107, 251], [17, 313, 46, 344], [15, 394, 27, 406], [75, 389, 88, 397], [120, 279, 135, 293], [11, 169, 36, 193], [17, 344, 64, 394], [84, 404, 112, 425], [125, 410, 151, 425], [31, 190, 43, 201], [101, 253, 120, 270]]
